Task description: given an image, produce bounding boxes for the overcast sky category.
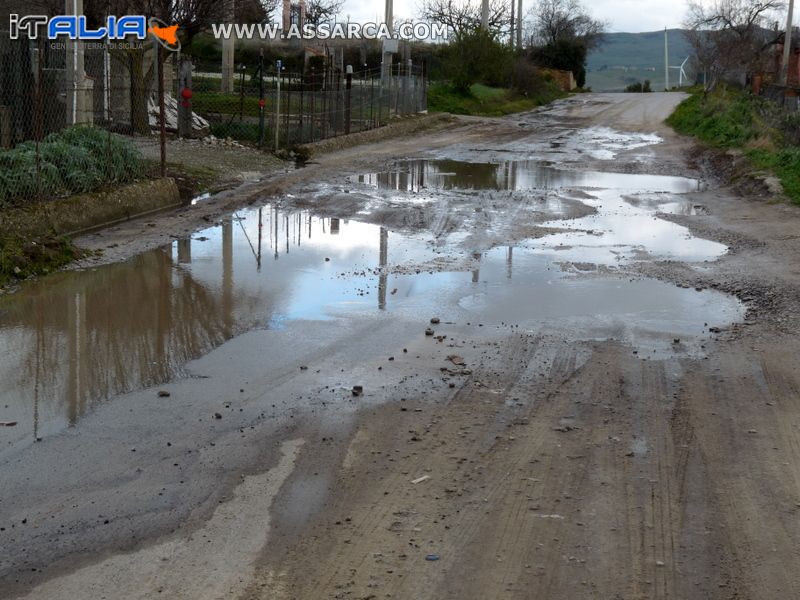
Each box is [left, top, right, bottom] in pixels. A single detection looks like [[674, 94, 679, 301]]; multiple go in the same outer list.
[[340, 0, 691, 33]]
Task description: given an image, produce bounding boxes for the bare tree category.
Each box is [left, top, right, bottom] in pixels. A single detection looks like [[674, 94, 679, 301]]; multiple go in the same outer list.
[[530, 0, 604, 49], [304, 0, 344, 26], [685, 0, 785, 90], [418, 0, 510, 39]]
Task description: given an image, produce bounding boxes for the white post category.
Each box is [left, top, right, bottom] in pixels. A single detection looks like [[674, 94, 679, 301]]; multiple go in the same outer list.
[[780, 0, 795, 86], [65, 0, 93, 125], [221, 0, 235, 93]]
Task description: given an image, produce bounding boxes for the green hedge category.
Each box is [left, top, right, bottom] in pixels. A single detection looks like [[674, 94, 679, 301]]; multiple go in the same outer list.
[[0, 126, 143, 206]]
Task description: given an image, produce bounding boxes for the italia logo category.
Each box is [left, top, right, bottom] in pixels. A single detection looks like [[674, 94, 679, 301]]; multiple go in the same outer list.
[[8, 14, 181, 51]]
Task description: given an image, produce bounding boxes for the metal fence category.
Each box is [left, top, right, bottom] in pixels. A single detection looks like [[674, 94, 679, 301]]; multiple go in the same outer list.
[[0, 34, 427, 207], [184, 61, 427, 148]]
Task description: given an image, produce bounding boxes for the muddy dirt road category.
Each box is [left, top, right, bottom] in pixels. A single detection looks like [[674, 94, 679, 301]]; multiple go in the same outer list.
[[2, 93, 800, 599]]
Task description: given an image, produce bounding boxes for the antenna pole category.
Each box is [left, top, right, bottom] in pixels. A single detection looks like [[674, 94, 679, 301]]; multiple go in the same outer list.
[[664, 28, 670, 90]]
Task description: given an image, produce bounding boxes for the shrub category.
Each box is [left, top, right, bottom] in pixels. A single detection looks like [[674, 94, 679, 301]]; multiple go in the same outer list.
[[511, 60, 549, 97], [444, 29, 514, 92], [0, 126, 143, 206], [530, 39, 588, 88], [625, 80, 652, 93]]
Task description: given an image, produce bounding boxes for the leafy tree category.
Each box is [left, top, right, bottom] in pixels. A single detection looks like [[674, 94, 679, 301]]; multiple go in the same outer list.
[[444, 28, 513, 92], [530, 38, 587, 86], [235, 0, 280, 23]]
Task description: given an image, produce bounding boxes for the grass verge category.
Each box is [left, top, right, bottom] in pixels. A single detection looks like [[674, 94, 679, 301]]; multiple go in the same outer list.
[[428, 83, 564, 117], [667, 87, 800, 205]]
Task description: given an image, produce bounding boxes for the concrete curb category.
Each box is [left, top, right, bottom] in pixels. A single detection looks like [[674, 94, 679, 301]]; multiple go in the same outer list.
[[1, 178, 182, 239]]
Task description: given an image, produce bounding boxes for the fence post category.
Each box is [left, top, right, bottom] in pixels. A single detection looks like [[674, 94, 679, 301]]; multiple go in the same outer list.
[[345, 65, 353, 135], [157, 47, 166, 178], [274, 59, 282, 152], [258, 49, 265, 147], [178, 56, 193, 138], [34, 38, 44, 198], [402, 59, 411, 115]]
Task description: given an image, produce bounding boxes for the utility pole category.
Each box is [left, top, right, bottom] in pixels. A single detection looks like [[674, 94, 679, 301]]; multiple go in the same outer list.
[[385, 0, 393, 31], [780, 0, 795, 86], [509, 0, 515, 48], [517, 0, 523, 49], [481, 0, 489, 29], [664, 28, 670, 91]]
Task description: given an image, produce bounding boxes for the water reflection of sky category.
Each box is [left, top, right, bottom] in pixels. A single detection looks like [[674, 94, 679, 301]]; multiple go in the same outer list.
[[0, 157, 741, 452]]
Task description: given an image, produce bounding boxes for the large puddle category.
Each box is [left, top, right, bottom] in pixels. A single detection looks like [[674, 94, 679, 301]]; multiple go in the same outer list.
[[0, 155, 744, 450]]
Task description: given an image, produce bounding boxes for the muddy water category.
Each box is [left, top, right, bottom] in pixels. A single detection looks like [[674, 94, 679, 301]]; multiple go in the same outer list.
[[0, 212, 428, 450], [0, 154, 744, 451]]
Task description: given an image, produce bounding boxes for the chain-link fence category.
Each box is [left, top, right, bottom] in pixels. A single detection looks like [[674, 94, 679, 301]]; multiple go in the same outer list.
[[0, 35, 163, 207], [1, 34, 428, 207]]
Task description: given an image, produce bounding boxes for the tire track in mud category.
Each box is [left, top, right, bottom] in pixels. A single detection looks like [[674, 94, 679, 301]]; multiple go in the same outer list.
[[246, 336, 740, 599]]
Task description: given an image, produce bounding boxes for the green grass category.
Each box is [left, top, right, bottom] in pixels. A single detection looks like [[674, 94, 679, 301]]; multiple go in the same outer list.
[[749, 148, 800, 201], [667, 88, 800, 205], [192, 91, 264, 118], [0, 236, 77, 287], [428, 83, 563, 117]]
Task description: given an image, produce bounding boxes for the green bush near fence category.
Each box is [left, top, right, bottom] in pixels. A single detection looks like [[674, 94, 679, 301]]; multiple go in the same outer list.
[[0, 126, 143, 207]]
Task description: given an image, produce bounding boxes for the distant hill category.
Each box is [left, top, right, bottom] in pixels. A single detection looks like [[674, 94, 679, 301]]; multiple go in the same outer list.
[[586, 29, 694, 92]]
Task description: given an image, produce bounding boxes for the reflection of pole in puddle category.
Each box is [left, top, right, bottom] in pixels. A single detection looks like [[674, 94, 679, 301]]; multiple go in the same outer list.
[[297, 213, 302, 246], [222, 220, 233, 337], [257, 208, 262, 270], [285, 213, 289, 254], [472, 252, 482, 283], [506, 247, 513, 279], [308, 212, 312, 239], [156, 250, 173, 380], [177, 238, 192, 264], [33, 319, 44, 441], [378, 227, 388, 310], [66, 291, 85, 426], [330, 218, 340, 235], [273, 206, 279, 260]]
